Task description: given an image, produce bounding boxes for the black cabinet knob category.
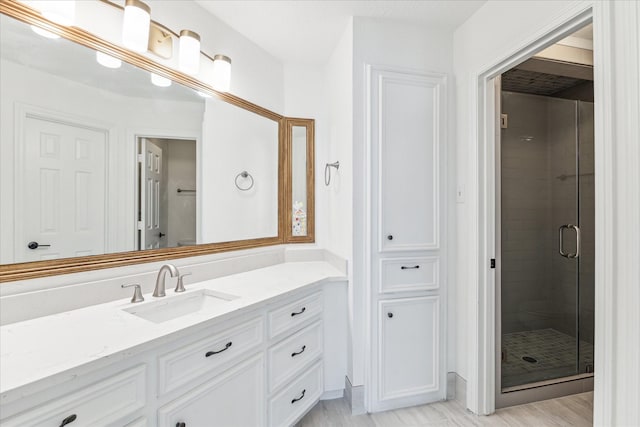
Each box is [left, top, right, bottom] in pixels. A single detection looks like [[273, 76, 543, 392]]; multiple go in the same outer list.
[[387, 312, 393, 318], [387, 235, 393, 240], [158, 232, 166, 238], [176, 422, 186, 427]]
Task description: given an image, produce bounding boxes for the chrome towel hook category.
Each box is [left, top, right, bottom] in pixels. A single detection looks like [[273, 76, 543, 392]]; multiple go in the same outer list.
[[325, 161, 339, 186], [235, 171, 254, 191]]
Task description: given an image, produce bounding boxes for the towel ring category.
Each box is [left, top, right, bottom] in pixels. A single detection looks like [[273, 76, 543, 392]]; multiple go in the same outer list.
[[235, 171, 254, 191], [324, 161, 340, 186]]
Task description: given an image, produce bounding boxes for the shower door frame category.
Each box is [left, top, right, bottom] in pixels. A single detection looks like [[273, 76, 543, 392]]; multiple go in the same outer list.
[[465, 1, 612, 416], [493, 80, 594, 409]]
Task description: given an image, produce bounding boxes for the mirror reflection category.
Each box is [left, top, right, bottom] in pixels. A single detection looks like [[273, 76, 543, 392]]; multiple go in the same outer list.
[[291, 126, 308, 237], [0, 13, 280, 265]]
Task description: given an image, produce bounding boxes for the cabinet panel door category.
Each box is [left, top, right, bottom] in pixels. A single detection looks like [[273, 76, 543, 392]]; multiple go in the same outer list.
[[378, 297, 440, 402], [370, 68, 445, 252], [158, 354, 265, 427]]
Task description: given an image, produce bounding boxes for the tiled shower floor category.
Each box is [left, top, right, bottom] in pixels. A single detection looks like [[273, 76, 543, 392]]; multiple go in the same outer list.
[[501, 328, 594, 388]]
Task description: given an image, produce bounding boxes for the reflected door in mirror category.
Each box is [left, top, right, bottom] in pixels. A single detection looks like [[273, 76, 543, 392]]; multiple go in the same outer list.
[[17, 115, 107, 262]]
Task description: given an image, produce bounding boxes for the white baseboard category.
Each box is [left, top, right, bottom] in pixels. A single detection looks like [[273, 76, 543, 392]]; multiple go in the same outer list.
[[345, 376, 366, 415]]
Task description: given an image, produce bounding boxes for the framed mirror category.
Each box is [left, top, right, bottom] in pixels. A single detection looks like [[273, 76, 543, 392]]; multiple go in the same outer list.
[[284, 118, 315, 243], [0, 1, 289, 282]]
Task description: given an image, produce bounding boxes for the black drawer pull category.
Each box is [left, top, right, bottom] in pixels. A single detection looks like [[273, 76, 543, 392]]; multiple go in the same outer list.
[[59, 414, 77, 427], [291, 307, 306, 317], [28, 241, 51, 250], [401, 265, 420, 270], [291, 345, 306, 357], [176, 423, 186, 427], [205, 341, 232, 357], [291, 389, 306, 404]]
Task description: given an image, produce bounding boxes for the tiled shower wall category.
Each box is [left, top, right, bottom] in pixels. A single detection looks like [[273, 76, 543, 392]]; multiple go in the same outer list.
[[501, 92, 554, 334], [501, 91, 594, 344]]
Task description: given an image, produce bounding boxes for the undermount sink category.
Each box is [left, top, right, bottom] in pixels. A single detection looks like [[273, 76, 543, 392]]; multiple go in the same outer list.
[[123, 289, 239, 323]]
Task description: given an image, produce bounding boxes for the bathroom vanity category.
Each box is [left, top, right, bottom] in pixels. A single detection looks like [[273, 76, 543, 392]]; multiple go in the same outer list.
[[0, 261, 347, 426]]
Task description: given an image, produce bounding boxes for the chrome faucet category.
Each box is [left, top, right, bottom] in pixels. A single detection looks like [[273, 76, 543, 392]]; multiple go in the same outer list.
[[153, 264, 179, 297]]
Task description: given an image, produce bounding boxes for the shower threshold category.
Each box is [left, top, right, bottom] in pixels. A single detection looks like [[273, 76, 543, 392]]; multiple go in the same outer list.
[[502, 372, 594, 393]]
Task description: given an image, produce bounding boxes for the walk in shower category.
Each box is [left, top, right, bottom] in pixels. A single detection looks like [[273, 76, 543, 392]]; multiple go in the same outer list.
[[497, 64, 594, 403]]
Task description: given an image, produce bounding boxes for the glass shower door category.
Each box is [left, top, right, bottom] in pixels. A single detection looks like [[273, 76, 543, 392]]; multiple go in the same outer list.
[[500, 92, 591, 389]]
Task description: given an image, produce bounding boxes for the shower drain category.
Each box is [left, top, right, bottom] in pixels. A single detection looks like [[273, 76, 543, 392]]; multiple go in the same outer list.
[[522, 356, 538, 364]]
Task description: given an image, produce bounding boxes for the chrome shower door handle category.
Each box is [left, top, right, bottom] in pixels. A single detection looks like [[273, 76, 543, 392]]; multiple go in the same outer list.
[[559, 224, 580, 258], [568, 224, 580, 258], [559, 225, 570, 258]]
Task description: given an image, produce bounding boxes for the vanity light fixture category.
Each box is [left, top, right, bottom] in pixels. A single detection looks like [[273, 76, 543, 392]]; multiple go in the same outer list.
[[30, 26, 60, 39], [122, 0, 151, 53], [151, 73, 171, 87], [30, 0, 76, 39], [179, 30, 201, 75], [33, 0, 76, 25], [211, 54, 232, 92], [96, 51, 122, 69]]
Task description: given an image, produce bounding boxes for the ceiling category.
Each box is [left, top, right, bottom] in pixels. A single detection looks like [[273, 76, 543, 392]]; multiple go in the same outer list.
[[196, 0, 486, 65]]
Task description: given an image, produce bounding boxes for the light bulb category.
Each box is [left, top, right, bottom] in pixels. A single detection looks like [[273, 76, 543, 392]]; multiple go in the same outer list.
[[96, 51, 122, 69], [151, 73, 171, 87], [31, 1, 76, 26], [211, 54, 231, 92], [122, 0, 151, 53], [31, 25, 60, 39], [179, 30, 201, 75], [197, 91, 212, 98]]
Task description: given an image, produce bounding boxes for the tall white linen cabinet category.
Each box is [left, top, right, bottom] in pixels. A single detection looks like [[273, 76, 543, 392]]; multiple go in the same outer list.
[[367, 66, 448, 412]]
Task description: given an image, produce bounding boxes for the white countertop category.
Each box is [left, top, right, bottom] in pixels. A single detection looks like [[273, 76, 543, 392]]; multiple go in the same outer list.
[[0, 261, 345, 403]]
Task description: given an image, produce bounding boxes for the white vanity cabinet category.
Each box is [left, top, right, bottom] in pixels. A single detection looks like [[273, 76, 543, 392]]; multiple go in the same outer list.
[[368, 65, 448, 412], [157, 354, 265, 427], [266, 292, 324, 426], [0, 365, 146, 427], [0, 278, 346, 427]]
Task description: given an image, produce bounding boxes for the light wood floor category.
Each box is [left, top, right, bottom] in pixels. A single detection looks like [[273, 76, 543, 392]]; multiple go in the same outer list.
[[298, 392, 593, 426]]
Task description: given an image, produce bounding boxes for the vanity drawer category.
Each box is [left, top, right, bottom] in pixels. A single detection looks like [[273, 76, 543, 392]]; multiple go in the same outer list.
[[269, 361, 323, 427], [269, 321, 322, 392], [158, 316, 264, 395], [2, 365, 146, 427], [268, 292, 322, 339], [379, 257, 439, 293]]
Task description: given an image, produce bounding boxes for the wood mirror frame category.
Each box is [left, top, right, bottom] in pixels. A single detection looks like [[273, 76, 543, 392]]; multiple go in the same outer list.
[[0, 0, 313, 282], [284, 118, 315, 243]]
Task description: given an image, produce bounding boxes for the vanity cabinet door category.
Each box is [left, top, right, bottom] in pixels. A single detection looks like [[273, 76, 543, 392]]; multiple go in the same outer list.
[[158, 354, 265, 427], [378, 297, 441, 403]]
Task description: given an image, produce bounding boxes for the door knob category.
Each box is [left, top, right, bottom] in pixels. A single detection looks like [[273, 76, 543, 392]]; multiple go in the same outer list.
[[27, 241, 50, 250], [158, 232, 166, 238]]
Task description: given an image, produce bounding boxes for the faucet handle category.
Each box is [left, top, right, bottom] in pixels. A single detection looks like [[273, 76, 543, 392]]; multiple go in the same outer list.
[[175, 273, 192, 293], [122, 283, 145, 303]]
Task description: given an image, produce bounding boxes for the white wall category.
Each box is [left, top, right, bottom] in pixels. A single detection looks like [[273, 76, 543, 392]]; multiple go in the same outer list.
[[323, 19, 355, 381], [454, 1, 640, 424], [0, 59, 203, 263], [200, 98, 279, 243], [350, 17, 456, 390]]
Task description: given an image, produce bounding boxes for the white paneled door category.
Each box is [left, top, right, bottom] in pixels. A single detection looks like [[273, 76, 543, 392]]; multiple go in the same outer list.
[[140, 139, 163, 250], [17, 115, 107, 262], [368, 66, 447, 412]]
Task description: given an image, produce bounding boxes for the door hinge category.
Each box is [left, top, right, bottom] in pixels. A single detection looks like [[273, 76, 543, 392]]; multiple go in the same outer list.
[[490, 258, 496, 269], [137, 221, 143, 230], [137, 154, 144, 163], [500, 114, 508, 129]]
